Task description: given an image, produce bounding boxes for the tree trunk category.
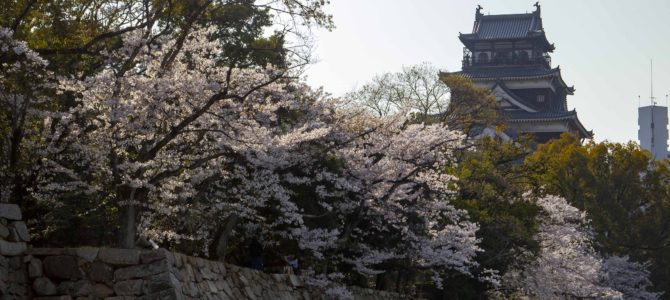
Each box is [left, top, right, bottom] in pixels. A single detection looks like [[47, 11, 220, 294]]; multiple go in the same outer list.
[[119, 188, 138, 248], [215, 214, 239, 261]]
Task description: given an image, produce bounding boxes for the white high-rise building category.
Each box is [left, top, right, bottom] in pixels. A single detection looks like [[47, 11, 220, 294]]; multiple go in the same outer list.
[[638, 105, 668, 160]]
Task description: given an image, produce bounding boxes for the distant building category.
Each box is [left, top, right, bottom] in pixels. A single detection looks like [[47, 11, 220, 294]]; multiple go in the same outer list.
[[442, 3, 592, 143], [638, 105, 669, 160]]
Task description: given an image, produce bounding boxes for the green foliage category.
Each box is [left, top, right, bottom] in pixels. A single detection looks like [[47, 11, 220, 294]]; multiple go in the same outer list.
[[526, 133, 670, 295], [438, 136, 540, 298], [439, 75, 499, 133]]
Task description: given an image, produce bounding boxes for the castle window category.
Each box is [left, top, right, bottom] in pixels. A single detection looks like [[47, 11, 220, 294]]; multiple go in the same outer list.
[[518, 51, 529, 63], [477, 52, 489, 64]]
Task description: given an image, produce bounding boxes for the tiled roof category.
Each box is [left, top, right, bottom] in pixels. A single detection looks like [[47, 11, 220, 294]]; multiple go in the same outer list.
[[503, 110, 576, 121], [503, 109, 593, 138], [458, 7, 554, 51], [447, 66, 559, 80], [474, 14, 542, 40]]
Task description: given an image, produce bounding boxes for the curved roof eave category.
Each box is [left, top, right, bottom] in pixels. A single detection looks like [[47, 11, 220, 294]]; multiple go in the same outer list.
[[508, 112, 592, 138]]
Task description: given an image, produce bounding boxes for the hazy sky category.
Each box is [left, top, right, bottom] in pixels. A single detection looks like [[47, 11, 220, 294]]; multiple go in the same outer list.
[[303, 0, 670, 143]]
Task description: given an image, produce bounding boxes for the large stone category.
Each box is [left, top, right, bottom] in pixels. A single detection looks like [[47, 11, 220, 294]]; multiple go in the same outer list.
[[33, 296, 73, 300], [10, 221, 29, 241], [33, 277, 57, 296], [140, 248, 174, 264], [113, 279, 143, 296], [6, 280, 28, 296], [114, 259, 169, 281], [57, 280, 91, 296], [201, 266, 215, 279], [138, 289, 180, 300], [144, 271, 178, 293], [0, 239, 26, 256], [8, 256, 21, 268], [30, 248, 75, 256], [7, 226, 20, 242], [216, 262, 226, 276], [0, 204, 22, 220], [98, 248, 140, 266], [43, 256, 82, 280], [28, 258, 43, 278], [288, 274, 303, 287], [75, 247, 99, 262], [91, 283, 114, 297], [10, 267, 27, 284], [0, 223, 9, 238], [207, 280, 218, 293], [219, 280, 234, 298], [87, 261, 113, 283]]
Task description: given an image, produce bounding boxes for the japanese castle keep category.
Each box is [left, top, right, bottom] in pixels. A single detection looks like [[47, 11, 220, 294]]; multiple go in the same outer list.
[[443, 3, 591, 143]]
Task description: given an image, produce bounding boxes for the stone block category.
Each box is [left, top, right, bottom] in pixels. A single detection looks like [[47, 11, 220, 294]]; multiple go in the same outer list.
[[29, 258, 43, 278], [0, 223, 9, 238], [217, 263, 226, 276], [238, 274, 248, 286], [0, 239, 26, 256], [144, 271, 178, 293], [0, 204, 22, 220], [184, 264, 195, 280], [75, 247, 99, 262], [206, 280, 218, 293], [43, 256, 82, 280], [87, 261, 113, 283], [7, 227, 20, 242], [0, 282, 6, 296], [30, 248, 75, 256], [289, 274, 304, 287], [138, 289, 180, 300], [173, 253, 184, 268], [201, 266, 215, 280], [33, 277, 57, 296], [8, 256, 21, 268], [6, 281, 28, 296], [219, 281, 234, 298], [113, 279, 143, 296], [10, 221, 29, 242], [114, 259, 169, 281], [57, 280, 91, 296], [0, 252, 7, 267], [91, 283, 114, 297], [140, 248, 174, 264], [98, 248, 140, 266]]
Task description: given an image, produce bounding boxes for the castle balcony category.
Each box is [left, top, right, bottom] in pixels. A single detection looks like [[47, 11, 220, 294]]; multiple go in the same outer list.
[[462, 48, 551, 69]]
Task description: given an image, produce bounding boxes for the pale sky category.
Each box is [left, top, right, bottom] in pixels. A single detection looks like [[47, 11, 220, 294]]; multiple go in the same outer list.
[[304, 0, 670, 143]]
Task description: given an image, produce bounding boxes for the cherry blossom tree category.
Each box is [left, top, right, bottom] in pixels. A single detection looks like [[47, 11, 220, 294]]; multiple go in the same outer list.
[[511, 195, 661, 300], [4, 22, 480, 296], [0, 27, 55, 205]]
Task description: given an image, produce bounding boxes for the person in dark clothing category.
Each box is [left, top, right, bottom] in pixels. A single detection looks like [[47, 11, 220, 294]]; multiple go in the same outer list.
[[249, 238, 264, 271], [284, 255, 300, 275]]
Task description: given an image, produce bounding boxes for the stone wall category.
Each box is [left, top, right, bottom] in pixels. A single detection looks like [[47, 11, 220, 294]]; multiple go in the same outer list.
[[23, 247, 404, 300], [0, 203, 30, 298], [1, 203, 405, 300]]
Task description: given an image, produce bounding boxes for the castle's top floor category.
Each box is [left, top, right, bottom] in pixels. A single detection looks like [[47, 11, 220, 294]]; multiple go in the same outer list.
[[459, 3, 555, 69]]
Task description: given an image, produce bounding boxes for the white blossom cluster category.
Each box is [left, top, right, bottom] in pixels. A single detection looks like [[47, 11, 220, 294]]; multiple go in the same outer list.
[[0, 27, 63, 203], [516, 195, 661, 300], [1, 24, 662, 298], [0, 25, 482, 292]]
